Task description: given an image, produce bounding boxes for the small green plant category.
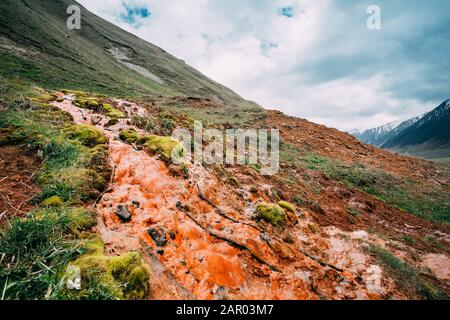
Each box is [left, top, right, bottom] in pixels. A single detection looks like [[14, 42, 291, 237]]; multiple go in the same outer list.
[[294, 195, 305, 206], [308, 223, 318, 233], [402, 235, 416, 245], [348, 208, 360, 217], [425, 236, 447, 252]]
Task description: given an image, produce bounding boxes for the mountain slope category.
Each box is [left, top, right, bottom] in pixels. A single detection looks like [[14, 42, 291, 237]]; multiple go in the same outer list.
[[0, 0, 259, 111], [352, 120, 402, 146], [1, 0, 449, 301], [352, 115, 424, 147], [382, 99, 450, 158]]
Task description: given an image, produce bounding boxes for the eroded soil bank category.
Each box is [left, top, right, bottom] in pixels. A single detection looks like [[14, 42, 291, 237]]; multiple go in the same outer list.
[[0, 145, 40, 222]]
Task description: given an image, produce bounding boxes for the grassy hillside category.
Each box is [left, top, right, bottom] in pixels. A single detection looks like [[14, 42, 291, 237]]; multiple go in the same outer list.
[[0, 0, 259, 111]]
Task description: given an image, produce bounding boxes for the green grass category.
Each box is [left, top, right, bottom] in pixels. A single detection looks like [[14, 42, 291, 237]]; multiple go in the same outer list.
[[425, 236, 448, 252], [280, 143, 450, 225], [0, 87, 150, 300], [0, 206, 149, 300], [402, 235, 416, 245], [0, 107, 110, 204], [322, 162, 449, 225], [348, 208, 360, 217], [158, 96, 265, 128], [0, 207, 92, 300], [368, 245, 449, 300]]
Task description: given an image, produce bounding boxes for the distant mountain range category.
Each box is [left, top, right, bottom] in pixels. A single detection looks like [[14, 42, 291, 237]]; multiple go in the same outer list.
[[351, 99, 450, 159]]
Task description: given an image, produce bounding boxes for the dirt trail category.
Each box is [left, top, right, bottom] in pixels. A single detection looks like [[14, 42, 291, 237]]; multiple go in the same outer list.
[[53, 95, 447, 300]]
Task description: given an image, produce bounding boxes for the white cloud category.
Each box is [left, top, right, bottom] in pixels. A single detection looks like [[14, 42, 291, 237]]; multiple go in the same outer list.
[[77, 0, 446, 130]]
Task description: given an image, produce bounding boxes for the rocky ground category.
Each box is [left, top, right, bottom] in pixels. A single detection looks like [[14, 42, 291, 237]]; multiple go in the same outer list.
[[23, 92, 445, 300]]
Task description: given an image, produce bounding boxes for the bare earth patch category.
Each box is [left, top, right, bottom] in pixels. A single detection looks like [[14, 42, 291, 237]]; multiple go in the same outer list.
[[0, 145, 40, 221]]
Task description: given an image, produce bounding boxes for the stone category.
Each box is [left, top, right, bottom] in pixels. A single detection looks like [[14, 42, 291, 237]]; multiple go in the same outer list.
[[91, 114, 103, 125], [131, 200, 141, 208], [114, 205, 132, 222], [147, 227, 167, 247]]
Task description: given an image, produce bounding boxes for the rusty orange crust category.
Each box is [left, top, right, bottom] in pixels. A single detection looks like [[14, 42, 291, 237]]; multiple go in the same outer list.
[[53, 95, 448, 300]]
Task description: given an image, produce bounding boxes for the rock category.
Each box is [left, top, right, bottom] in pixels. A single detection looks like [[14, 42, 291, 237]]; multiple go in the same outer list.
[[106, 118, 119, 126], [114, 205, 132, 222], [131, 200, 141, 208], [91, 114, 103, 125], [147, 227, 167, 247], [283, 234, 294, 243], [176, 201, 183, 210]]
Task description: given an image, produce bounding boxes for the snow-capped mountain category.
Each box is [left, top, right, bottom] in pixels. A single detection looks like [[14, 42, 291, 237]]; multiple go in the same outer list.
[[382, 99, 450, 158], [351, 115, 424, 147]]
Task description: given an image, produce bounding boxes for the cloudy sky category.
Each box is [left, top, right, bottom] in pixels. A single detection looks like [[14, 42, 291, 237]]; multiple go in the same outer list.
[[77, 0, 450, 131]]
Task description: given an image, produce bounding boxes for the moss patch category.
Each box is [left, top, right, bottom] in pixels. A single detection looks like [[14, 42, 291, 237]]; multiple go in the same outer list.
[[70, 91, 124, 121], [58, 237, 151, 300], [256, 203, 286, 226], [119, 128, 185, 163], [73, 98, 101, 111], [278, 201, 296, 213], [103, 103, 125, 119], [119, 128, 139, 144], [63, 124, 108, 148], [140, 135, 185, 162], [41, 195, 64, 207]]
